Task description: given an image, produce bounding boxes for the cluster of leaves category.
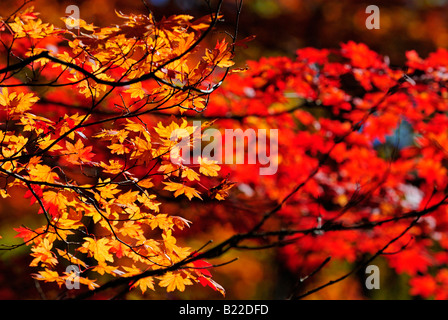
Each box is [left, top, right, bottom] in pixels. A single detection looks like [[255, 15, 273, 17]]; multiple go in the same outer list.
[[201, 42, 448, 299], [3, 1, 448, 300], [0, 3, 236, 297]]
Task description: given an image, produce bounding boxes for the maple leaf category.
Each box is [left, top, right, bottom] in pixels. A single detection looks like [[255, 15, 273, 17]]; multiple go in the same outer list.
[[172, 216, 192, 230], [341, 41, 383, 69], [97, 180, 121, 199], [8, 3, 448, 301], [158, 161, 181, 177], [84, 206, 104, 224], [125, 82, 146, 99], [133, 277, 155, 294], [191, 258, 213, 277], [0, 88, 39, 115], [28, 164, 59, 183], [9, 16, 55, 39], [137, 178, 154, 189], [92, 262, 123, 276], [14, 226, 37, 243], [137, 193, 161, 212], [158, 271, 193, 292], [162, 229, 178, 254], [33, 269, 64, 286], [131, 133, 153, 164], [122, 265, 142, 277], [149, 214, 173, 231], [108, 143, 131, 155], [155, 119, 193, 141], [61, 17, 95, 32], [109, 241, 128, 259], [42, 191, 68, 211], [119, 221, 143, 238], [30, 238, 58, 267], [198, 276, 226, 296], [204, 38, 235, 68], [24, 185, 43, 205], [125, 119, 146, 133], [37, 135, 63, 152], [78, 276, 100, 290], [117, 189, 139, 205], [209, 178, 236, 201], [94, 129, 128, 143], [64, 139, 95, 164], [163, 181, 202, 200], [79, 237, 114, 263], [100, 160, 124, 174], [181, 167, 200, 181], [197, 156, 220, 177]]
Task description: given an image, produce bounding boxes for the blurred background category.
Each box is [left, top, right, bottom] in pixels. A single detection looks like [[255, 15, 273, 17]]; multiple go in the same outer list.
[[7, 0, 448, 64], [1, 0, 448, 300]]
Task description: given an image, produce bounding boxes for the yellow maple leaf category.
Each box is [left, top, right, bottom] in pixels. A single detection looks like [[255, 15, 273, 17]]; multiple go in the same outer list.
[[61, 17, 95, 32], [0, 87, 17, 107], [162, 229, 179, 254], [99, 160, 124, 174], [108, 143, 130, 155], [37, 135, 63, 152], [155, 119, 193, 141], [0, 88, 39, 114], [158, 271, 193, 292], [149, 214, 173, 230], [117, 189, 139, 205], [30, 238, 58, 267], [33, 269, 64, 286], [97, 180, 121, 199], [131, 133, 152, 163], [28, 164, 59, 183], [43, 190, 68, 210], [204, 39, 235, 68], [92, 262, 122, 276], [158, 161, 181, 177], [137, 178, 154, 189], [59, 113, 90, 140], [10, 17, 55, 39], [163, 181, 202, 200], [64, 139, 94, 164], [119, 221, 143, 238], [137, 193, 160, 212], [125, 119, 146, 132], [134, 277, 155, 294], [197, 156, 220, 177], [125, 82, 146, 99], [80, 237, 114, 263], [181, 167, 200, 181], [84, 206, 104, 224], [94, 129, 128, 143], [78, 276, 100, 290]]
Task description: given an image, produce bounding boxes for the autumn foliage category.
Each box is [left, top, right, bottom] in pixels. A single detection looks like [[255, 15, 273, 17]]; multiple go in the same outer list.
[[0, 2, 232, 297], [2, 1, 448, 300]]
